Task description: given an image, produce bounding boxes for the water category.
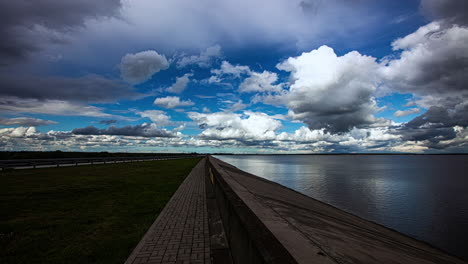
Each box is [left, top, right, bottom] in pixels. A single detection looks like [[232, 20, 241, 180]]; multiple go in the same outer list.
[[215, 155, 468, 260]]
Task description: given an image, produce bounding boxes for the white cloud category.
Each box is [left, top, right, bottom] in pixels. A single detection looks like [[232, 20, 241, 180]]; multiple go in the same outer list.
[[379, 21, 468, 147], [239, 71, 282, 93], [382, 22, 468, 102], [210, 61, 284, 94], [177, 45, 222, 68], [210, 61, 250, 79], [403, 101, 416, 107], [394, 108, 421, 117], [120, 50, 169, 84], [390, 21, 442, 50], [1, 120, 464, 153], [230, 100, 248, 112], [138, 110, 172, 126], [1, 126, 37, 138], [188, 111, 281, 141], [276, 45, 381, 133], [153, 96, 194, 109], [166, 73, 193, 94]]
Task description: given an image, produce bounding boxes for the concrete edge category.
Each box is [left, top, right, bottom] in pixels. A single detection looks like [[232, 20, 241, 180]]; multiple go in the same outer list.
[[207, 156, 302, 264], [211, 156, 468, 263]]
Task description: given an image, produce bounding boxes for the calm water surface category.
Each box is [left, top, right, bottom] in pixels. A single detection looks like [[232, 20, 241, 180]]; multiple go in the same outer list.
[[215, 155, 468, 260]]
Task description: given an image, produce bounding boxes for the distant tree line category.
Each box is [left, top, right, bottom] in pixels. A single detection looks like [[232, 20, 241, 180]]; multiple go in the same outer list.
[[0, 151, 199, 160]]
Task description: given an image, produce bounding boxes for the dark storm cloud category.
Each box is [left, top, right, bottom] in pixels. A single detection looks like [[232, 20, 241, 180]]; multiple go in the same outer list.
[[72, 124, 176, 138], [99, 120, 118, 125], [421, 0, 468, 26], [0, 0, 122, 62], [397, 105, 468, 148], [0, 74, 139, 103]]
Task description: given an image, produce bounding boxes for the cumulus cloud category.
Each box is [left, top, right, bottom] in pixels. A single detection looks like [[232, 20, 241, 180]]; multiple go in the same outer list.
[[72, 123, 176, 138], [380, 21, 468, 148], [210, 61, 250, 80], [218, 99, 248, 112], [383, 22, 468, 100], [175, 19, 468, 151], [276, 125, 403, 152], [0, 125, 225, 152], [138, 110, 172, 126], [0, 117, 57, 127], [0, 0, 122, 62], [0, 125, 199, 151], [177, 45, 222, 68], [239, 71, 282, 93], [276, 45, 381, 134], [0, 126, 38, 138], [188, 111, 281, 142], [184, 110, 427, 152], [210, 61, 284, 94], [394, 108, 421, 117], [119, 50, 169, 84], [153, 96, 195, 109], [230, 100, 248, 112], [166, 73, 193, 94], [1, 120, 464, 153]]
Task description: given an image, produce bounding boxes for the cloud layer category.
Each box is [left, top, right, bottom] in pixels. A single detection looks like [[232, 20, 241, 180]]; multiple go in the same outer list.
[[0, 117, 57, 127], [0, 0, 122, 62], [72, 123, 176, 138], [0, 74, 136, 103]]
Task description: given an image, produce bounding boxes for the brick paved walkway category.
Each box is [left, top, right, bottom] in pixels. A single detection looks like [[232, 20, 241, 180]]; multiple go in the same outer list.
[[125, 159, 210, 264]]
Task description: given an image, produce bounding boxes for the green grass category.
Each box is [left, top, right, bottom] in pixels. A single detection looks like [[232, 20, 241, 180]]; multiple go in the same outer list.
[[0, 158, 202, 264]]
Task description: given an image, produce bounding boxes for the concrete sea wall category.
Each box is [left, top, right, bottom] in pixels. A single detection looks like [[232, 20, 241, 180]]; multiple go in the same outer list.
[[206, 156, 467, 264]]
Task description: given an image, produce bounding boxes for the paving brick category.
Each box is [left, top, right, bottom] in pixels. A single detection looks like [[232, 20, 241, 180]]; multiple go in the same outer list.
[[126, 159, 211, 264]]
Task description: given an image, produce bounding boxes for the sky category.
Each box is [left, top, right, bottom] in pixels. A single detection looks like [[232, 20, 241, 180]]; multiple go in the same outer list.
[[0, 0, 467, 153]]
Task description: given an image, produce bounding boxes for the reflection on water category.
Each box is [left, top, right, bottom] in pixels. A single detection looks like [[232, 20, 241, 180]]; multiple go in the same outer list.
[[215, 155, 468, 260]]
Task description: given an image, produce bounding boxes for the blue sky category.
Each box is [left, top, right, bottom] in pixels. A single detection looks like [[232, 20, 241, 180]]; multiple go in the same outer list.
[[0, 0, 467, 153]]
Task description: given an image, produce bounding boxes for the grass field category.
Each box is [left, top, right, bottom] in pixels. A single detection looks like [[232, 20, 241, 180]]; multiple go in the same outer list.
[[0, 157, 202, 264]]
